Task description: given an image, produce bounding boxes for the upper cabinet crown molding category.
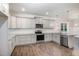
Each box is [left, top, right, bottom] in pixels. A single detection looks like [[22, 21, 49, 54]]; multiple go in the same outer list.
[[0, 3, 9, 18]]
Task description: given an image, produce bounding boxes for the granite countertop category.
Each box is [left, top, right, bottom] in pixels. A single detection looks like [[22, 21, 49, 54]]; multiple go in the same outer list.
[[9, 31, 35, 35], [8, 30, 76, 40], [9, 31, 75, 35], [60, 31, 75, 35], [8, 31, 57, 40], [9, 32, 60, 35]]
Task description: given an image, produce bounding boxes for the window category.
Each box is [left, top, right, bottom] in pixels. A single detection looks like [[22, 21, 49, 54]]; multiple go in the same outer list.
[[61, 23, 67, 32]]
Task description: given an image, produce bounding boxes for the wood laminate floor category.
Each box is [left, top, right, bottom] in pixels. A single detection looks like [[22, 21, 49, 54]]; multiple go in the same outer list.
[[12, 42, 76, 56]]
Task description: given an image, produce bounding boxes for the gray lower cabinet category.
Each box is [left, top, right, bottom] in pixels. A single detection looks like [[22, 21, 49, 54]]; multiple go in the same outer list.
[[60, 35, 68, 47], [60, 35, 74, 48], [15, 34, 36, 45]]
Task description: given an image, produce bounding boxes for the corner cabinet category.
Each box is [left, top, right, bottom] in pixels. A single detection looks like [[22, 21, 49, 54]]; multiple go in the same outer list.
[[0, 3, 9, 17]]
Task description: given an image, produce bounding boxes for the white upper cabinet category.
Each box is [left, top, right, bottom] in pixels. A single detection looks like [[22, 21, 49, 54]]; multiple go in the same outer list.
[[10, 16, 17, 28], [8, 16, 16, 28], [42, 19, 54, 29], [35, 18, 43, 24], [16, 17, 35, 28], [16, 17, 22, 28], [0, 3, 9, 17], [9, 16, 35, 29], [21, 18, 35, 28], [21, 18, 27, 28], [29, 19, 35, 28], [35, 19, 39, 24], [39, 19, 43, 24], [9, 15, 55, 29], [0, 4, 2, 10], [35, 19, 40, 24]]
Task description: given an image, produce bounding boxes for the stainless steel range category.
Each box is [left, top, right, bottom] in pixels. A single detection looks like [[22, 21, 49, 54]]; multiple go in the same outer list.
[[35, 30, 44, 41]]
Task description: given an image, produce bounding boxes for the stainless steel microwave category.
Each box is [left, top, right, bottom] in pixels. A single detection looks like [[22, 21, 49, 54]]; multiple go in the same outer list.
[[36, 24, 43, 28]]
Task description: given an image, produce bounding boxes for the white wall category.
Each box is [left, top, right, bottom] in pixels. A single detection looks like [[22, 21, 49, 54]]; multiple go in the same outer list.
[[0, 19, 9, 56]]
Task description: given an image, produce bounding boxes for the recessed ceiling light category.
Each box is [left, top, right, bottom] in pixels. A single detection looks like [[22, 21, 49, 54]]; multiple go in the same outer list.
[[46, 12, 48, 15], [22, 8, 25, 11]]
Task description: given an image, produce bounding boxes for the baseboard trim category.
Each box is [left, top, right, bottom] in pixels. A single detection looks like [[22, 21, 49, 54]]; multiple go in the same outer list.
[[11, 47, 16, 56]]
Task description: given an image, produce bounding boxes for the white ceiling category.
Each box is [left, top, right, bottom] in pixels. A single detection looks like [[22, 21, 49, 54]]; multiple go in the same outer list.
[[9, 3, 79, 17]]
